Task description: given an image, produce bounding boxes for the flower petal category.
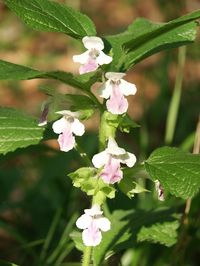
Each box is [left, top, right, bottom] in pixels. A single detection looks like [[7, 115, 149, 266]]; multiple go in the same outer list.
[[82, 225, 102, 246], [52, 117, 68, 134], [84, 205, 102, 216], [119, 79, 137, 96], [79, 58, 98, 74], [119, 152, 137, 167], [105, 72, 126, 81], [71, 118, 85, 136], [106, 83, 128, 115], [101, 157, 123, 184], [96, 51, 112, 65], [58, 128, 75, 152], [98, 81, 112, 99], [73, 51, 90, 64], [106, 97, 128, 115], [76, 214, 92, 229], [82, 36, 104, 51], [95, 217, 111, 232], [106, 138, 125, 155], [92, 151, 109, 168], [56, 110, 79, 117]]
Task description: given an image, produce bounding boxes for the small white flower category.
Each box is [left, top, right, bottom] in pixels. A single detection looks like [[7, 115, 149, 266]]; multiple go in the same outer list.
[[76, 205, 111, 247], [98, 72, 137, 115], [52, 110, 85, 152], [73, 36, 112, 74], [92, 137, 136, 184]]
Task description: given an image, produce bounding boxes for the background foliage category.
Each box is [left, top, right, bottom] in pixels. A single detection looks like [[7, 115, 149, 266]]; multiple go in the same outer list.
[[0, 0, 200, 265]]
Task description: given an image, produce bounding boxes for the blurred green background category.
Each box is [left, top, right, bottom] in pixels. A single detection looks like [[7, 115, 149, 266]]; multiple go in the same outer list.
[[0, 0, 200, 265]]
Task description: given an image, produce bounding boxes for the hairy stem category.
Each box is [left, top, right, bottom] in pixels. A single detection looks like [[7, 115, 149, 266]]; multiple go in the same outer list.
[[99, 111, 117, 150], [165, 46, 186, 144], [75, 143, 93, 167], [82, 246, 92, 266]]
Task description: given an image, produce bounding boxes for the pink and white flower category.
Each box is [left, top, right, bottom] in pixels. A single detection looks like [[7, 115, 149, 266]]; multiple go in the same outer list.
[[92, 138, 136, 184], [76, 205, 111, 247], [73, 36, 112, 74], [99, 72, 137, 115], [52, 110, 85, 152]]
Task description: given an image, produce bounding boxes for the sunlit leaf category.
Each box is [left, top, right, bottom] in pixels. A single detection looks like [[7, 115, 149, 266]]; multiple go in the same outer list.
[[5, 0, 96, 38], [145, 147, 200, 199], [0, 107, 44, 155]]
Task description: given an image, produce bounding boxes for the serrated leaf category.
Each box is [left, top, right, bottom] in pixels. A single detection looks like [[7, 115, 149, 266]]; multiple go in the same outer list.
[[0, 107, 44, 155], [0, 60, 100, 91], [106, 10, 200, 71], [68, 167, 115, 200], [93, 208, 180, 265], [137, 220, 179, 247], [5, 0, 96, 38], [145, 147, 200, 199]]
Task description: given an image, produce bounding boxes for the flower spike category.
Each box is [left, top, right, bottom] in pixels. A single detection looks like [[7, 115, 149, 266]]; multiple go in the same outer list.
[[73, 36, 112, 74]]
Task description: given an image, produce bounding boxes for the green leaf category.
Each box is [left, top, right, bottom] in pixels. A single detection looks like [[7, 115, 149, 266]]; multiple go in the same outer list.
[[0, 107, 44, 155], [0, 60, 101, 91], [65, 94, 95, 120], [93, 208, 180, 265], [106, 112, 139, 133], [40, 86, 96, 120], [119, 164, 147, 198], [137, 220, 179, 247], [48, 70, 101, 91], [0, 59, 45, 80], [5, 0, 96, 38], [68, 167, 116, 201], [70, 231, 84, 252], [106, 10, 200, 71], [119, 177, 148, 199], [118, 114, 140, 133], [125, 16, 199, 61], [145, 147, 200, 199], [99, 112, 139, 148]]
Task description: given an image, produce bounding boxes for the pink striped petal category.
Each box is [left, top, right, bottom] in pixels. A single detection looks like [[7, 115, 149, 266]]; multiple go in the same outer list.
[[101, 156, 123, 184], [79, 58, 98, 74], [58, 127, 75, 152], [106, 84, 128, 114], [76, 214, 92, 230], [82, 223, 102, 246]]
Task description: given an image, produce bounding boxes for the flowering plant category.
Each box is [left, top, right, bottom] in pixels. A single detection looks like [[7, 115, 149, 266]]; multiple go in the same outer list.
[[0, 0, 200, 265]]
